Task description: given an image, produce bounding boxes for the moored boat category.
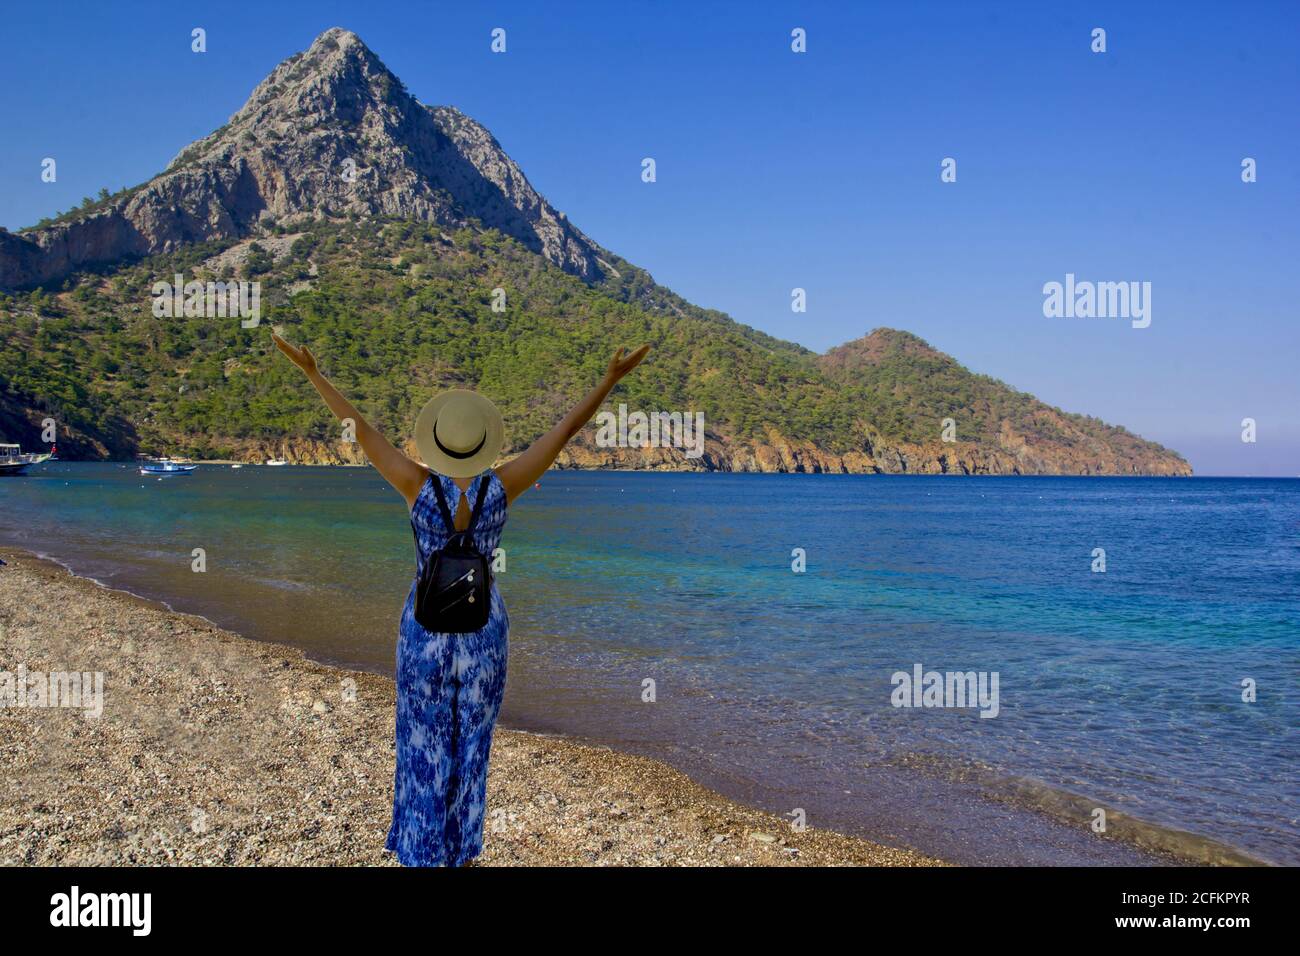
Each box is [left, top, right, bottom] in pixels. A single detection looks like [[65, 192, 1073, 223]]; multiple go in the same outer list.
[[0, 443, 53, 475], [139, 459, 198, 476]]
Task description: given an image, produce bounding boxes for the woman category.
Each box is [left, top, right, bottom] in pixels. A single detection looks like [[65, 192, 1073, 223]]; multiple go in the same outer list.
[[272, 332, 650, 866]]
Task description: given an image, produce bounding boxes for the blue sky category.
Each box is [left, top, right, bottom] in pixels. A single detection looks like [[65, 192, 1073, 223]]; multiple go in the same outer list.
[[2, 1, 1297, 475]]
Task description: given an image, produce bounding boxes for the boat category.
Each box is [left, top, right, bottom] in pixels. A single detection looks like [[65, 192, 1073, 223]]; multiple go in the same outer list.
[[0, 443, 53, 476], [230, 463, 243, 469], [265, 458, 288, 466], [139, 459, 198, 476]]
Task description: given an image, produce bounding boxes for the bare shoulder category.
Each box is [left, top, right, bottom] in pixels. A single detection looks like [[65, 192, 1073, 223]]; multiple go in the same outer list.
[[494, 457, 528, 505], [403, 467, 433, 511]]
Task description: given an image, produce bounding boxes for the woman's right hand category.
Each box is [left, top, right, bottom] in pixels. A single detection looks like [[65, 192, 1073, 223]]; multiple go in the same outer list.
[[272, 332, 318, 377], [271, 331, 426, 505]]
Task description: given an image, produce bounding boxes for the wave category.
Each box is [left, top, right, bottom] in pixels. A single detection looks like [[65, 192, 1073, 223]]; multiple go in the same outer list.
[[887, 750, 1273, 866]]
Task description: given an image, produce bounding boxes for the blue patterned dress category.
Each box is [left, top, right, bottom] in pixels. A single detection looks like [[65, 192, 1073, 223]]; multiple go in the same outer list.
[[386, 469, 509, 867]]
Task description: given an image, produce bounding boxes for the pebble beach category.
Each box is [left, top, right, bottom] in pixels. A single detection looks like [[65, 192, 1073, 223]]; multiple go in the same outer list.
[[0, 548, 941, 867]]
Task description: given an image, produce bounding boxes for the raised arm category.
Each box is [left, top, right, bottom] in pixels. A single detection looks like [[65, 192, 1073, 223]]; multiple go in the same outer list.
[[272, 333, 428, 508], [497, 345, 650, 505]]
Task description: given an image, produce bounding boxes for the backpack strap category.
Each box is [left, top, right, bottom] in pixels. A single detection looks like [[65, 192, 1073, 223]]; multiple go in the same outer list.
[[410, 519, 425, 574], [411, 475, 456, 577], [430, 474, 457, 536]]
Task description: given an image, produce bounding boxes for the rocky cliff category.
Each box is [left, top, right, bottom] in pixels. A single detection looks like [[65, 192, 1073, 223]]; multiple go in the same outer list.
[[194, 423, 1190, 477]]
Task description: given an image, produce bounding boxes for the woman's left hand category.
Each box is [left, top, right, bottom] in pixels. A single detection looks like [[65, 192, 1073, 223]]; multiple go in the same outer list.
[[604, 345, 651, 384]]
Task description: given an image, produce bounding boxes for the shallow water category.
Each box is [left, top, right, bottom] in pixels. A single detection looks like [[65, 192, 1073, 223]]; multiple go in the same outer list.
[[2, 464, 1295, 865]]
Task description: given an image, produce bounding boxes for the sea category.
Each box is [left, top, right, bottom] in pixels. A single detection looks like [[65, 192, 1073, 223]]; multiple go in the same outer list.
[[2, 463, 1295, 865]]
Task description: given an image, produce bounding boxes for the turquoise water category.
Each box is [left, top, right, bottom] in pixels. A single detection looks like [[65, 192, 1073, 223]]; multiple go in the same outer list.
[[2, 464, 1296, 865]]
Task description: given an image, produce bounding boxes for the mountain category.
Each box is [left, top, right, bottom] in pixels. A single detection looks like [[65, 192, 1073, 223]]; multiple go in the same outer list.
[[0, 29, 1190, 476], [0, 28, 603, 288], [817, 330, 1190, 474]]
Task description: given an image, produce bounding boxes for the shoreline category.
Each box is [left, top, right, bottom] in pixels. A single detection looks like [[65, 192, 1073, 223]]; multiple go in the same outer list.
[[29, 459, 1214, 477], [0, 547, 941, 866]]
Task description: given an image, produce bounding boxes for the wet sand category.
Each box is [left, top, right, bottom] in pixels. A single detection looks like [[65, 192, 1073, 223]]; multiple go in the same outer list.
[[0, 548, 942, 866]]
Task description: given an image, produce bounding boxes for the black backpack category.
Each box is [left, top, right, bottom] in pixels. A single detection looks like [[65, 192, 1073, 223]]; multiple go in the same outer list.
[[412, 475, 492, 633]]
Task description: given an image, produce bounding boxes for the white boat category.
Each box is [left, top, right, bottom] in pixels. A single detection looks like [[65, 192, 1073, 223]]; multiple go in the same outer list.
[[0, 443, 52, 476], [265, 458, 288, 466], [140, 459, 198, 476], [231, 463, 243, 469]]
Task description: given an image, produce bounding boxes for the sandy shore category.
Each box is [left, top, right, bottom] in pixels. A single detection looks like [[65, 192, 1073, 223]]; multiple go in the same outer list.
[[0, 548, 941, 867]]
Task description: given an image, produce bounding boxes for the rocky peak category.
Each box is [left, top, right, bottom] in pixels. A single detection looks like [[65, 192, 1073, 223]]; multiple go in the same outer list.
[[250, 27, 393, 113], [168, 29, 408, 172], [1, 28, 605, 290]]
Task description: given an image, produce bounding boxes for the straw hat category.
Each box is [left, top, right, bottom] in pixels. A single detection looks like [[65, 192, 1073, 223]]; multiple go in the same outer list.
[[413, 389, 504, 477]]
